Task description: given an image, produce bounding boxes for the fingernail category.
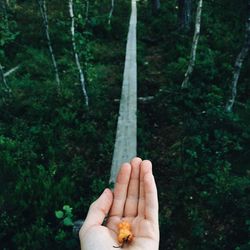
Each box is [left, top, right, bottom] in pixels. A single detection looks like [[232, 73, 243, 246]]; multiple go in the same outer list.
[[103, 188, 110, 195]]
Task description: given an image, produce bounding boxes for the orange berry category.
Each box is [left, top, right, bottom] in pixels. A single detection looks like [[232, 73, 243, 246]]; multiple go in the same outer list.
[[116, 221, 133, 246]]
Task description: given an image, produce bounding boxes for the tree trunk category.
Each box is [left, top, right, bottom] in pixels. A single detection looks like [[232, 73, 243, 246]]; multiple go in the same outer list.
[[108, 0, 114, 24], [0, 63, 11, 93], [69, 0, 89, 106], [84, 0, 89, 22], [226, 0, 250, 112], [38, 0, 61, 91], [151, 0, 160, 14], [181, 0, 202, 89], [178, 0, 192, 31]]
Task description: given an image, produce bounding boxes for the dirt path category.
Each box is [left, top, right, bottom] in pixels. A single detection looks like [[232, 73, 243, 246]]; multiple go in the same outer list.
[[109, 0, 137, 184]]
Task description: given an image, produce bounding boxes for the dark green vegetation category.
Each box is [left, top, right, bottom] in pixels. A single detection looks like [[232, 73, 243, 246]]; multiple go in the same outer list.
[[1, 0, 250, 249]]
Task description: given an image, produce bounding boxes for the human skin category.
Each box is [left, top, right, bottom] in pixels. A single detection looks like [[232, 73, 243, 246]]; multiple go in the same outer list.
[[79, 157, 159, 250]]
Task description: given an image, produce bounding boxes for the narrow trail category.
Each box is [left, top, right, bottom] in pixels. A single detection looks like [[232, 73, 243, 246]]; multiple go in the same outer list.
[[109, 0, 137, 184]]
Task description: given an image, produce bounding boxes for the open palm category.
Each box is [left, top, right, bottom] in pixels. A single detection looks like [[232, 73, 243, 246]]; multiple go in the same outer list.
[[79, 158, 159, 250]]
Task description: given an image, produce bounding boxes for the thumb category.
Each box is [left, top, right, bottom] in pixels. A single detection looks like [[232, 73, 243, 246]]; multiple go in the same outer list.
[[82, 188, 113, 230]]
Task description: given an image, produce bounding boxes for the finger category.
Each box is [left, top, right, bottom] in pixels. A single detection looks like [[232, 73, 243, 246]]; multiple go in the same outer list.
[[82, 188, 113, 230], [124, 157, 142, 217], [138, 160, 152, 217], [106, 215, 121, 234], [144, 172, 158, 223], [109, 163, 131, 218]]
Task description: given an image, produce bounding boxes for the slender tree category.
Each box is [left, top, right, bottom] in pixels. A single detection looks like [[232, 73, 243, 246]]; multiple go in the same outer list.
[[108, 0, 114, 24], [226, 0, 250, 112], [181, 0, 202, 89], [0, 63, 11, 93], [37, 0, 61, 91], [151, 0, 160, 14], [84, 0, 89, 23], [69, 0, 89, 106], [178, 0, 192, 30]]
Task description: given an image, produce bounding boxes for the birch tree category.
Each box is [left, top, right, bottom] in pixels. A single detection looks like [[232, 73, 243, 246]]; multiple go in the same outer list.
[[69, 0, 89, 106], [108, 0, 114, 24], [37, 0, 61, 91], [178, 0, 192, 30], [84, 0, 89, 23], [151, 0, 160, 14], [0, 63, 11, 93], [226, 0, 250, 112], [181, 0, 202, 89]]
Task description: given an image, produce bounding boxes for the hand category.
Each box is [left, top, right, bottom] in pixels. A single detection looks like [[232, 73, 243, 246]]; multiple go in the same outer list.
[[79, 157, 159, 250]]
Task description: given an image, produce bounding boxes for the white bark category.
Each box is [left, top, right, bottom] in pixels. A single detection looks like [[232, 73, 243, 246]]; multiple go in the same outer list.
[[4, 65, 20, 77], [110, 0, 137, 184], [0, 63, 11, 92], [108, 0, 114, 24], [69, 0, 89, 106], [226, 1, 250, 112], [181, 0, 202, 88], [38, 0, 61, 90]]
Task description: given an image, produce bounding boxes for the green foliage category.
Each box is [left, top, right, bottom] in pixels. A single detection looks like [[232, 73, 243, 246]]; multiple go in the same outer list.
[[55, 205, 74, 226], [0, 1, 129, 249], [150, 82, 250, 249], [1, 0, 250, 250], [137, 1, 250, 249]]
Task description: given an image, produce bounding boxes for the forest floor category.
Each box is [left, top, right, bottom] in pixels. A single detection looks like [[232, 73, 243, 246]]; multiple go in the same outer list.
[[1, 1, 250, 249]]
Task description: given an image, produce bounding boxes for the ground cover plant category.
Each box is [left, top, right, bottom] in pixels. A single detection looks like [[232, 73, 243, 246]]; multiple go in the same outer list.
[[0, 0, 250, 249]]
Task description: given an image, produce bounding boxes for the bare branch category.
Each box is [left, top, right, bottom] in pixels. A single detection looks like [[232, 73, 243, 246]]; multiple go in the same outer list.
[[4, 65, 20, 77]]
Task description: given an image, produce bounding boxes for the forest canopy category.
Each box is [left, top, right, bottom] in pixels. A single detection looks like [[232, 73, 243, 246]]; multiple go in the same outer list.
[[0, 0, 250, 249]]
